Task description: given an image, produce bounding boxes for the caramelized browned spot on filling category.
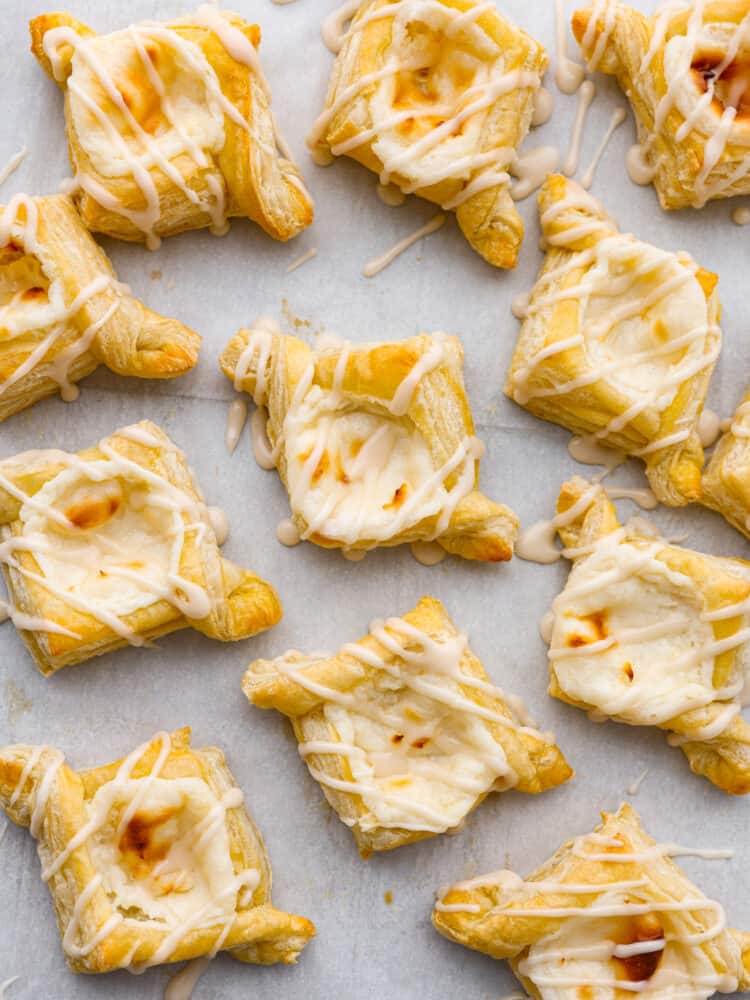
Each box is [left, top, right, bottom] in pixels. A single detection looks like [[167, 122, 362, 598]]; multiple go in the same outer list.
[[119, 807, 177, 880], [410, 736, 430, 749], [566, 610, 609, 648], [384, 483, 409, 510], [623, 661, 634, 682], [65, 492, 121, 531], [21, 286, 46, 301], [692, 50, 750, 118], [614, 912, 665, 982], [391, 733, 405, 744]]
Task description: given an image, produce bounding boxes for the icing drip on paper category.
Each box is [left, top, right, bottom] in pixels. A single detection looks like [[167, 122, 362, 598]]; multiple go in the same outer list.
[[322, 0, 361, 54], [277, 518, 301, 546], [362, 213, 445, 277], [564, 80, 596, 176], [164, 957, 211, 1000], [532, 87, 554, 127], [510, 147, 560, 202], [626, 143, 658, 186], [553, 0, 586, 93], [516, 482, 603, 565], [0, 978, 19, 998], [286, 247, 318, 273], [0, 147, 27, 188], [627, 768, 649, 796], [279, 615, 554, 833], [580, 108, 627, 189], [411, 540, 446, 566], [225, 398, 248, 455], [568, 436, 625, 470], [376, 182, 407, 206], [539, 610, 555, 644], [732, 206, 750, 225]]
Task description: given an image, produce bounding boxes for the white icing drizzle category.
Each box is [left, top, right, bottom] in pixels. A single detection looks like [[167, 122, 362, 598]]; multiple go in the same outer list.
[[164, 957, 211, 1000], [697, 407, 721, 448], [410, 540, 446, 566], [580, 107, 627, 189], [564, 80, 596, 176], [0, 426, 224, 643], [280, 615, 553, 833], [0, 147, 27, 188], [605, 486, 659, 510], [516, 482, 603, 565], [277, 518, 301, 547], [510, 147, 561, 202], [362, 213, 445, 277], [41, 8, 292, 248], [0, 195, 120, 402], [554, 0, 586, 94], [286, 247, 318, 273], [376, 182, 407, 206], [627, 767, 649, 796], [322, 0, 362, 54], [225, 398, 248, 455], [6, 734, 258, 970], [310, 0, 543, 214], [732, 206, 750, 225], [436, 830, 735, 998]]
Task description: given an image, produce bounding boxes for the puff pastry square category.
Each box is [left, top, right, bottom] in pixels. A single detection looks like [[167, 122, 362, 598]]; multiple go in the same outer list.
[[30, 8, 313, 247], [0, 193, 199, 421], [505, 175, 721, 506], [433, 803, 750, 997], [308, 0, 548, 268], [545, 475, 750, 795], [573, 1, 750, 210], [221, 320, 519, 561], [0, 728, 315, 974], [0, 420, 281, 675], [703, 386, 750, 540], [243, 596, 572, 856]]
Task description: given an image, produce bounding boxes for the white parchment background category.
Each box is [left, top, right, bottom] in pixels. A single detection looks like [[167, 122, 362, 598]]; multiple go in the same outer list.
[[1, 1, 749, 997]]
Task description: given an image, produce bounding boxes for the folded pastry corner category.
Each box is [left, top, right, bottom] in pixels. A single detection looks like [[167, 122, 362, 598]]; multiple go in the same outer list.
[[221, 319, 519, 561], [703, 386, 750, 541], [433, 802, 750, 994], [0, 193, 200, 421], [308, 0, 548, 268], [571, 0, 750, 210], [545, 475, 750, 795], [0, 420, 281, 674], [0, 728, 315, 973], [243, 595, 572, 857], [505, 174, 721, 506], [30, 8, 313, 246]]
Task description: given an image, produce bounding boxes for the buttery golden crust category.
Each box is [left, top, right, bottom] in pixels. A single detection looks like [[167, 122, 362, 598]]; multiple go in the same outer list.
[[572, 1, 750, 210], [243, 596, 572, 856], [505, 175, 721, 506], [310, 0, 547, 268], [0, 420, 281, 674], [433, 803, 750, 991], [0, 194, 199, 421], [221, 325, 519, 561], [30, 10, 313, 244], [0, 728, 315, 973], [702, 386, 750, 541], [549, 476, 750, 795]]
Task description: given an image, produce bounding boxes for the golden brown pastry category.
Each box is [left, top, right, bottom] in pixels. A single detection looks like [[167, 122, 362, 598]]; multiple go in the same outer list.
[[308, 0, 548, 268], [221, 319, 519, 562], [703, 386, 750, 540], [0, 192, 199, 421], [544, 475, 750, 795], [505, 175, 721, 506], [243, 596, 572, 857], [572, 0, 750, 210], [433, 802, 750, 998], [0, 727, 315, 974], [0, 420, 281, 675], [30, 8, 313, 247]]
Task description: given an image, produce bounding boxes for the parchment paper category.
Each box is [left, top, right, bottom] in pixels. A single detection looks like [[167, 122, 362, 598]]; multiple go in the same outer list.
[[1, 2, 749, 997]]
